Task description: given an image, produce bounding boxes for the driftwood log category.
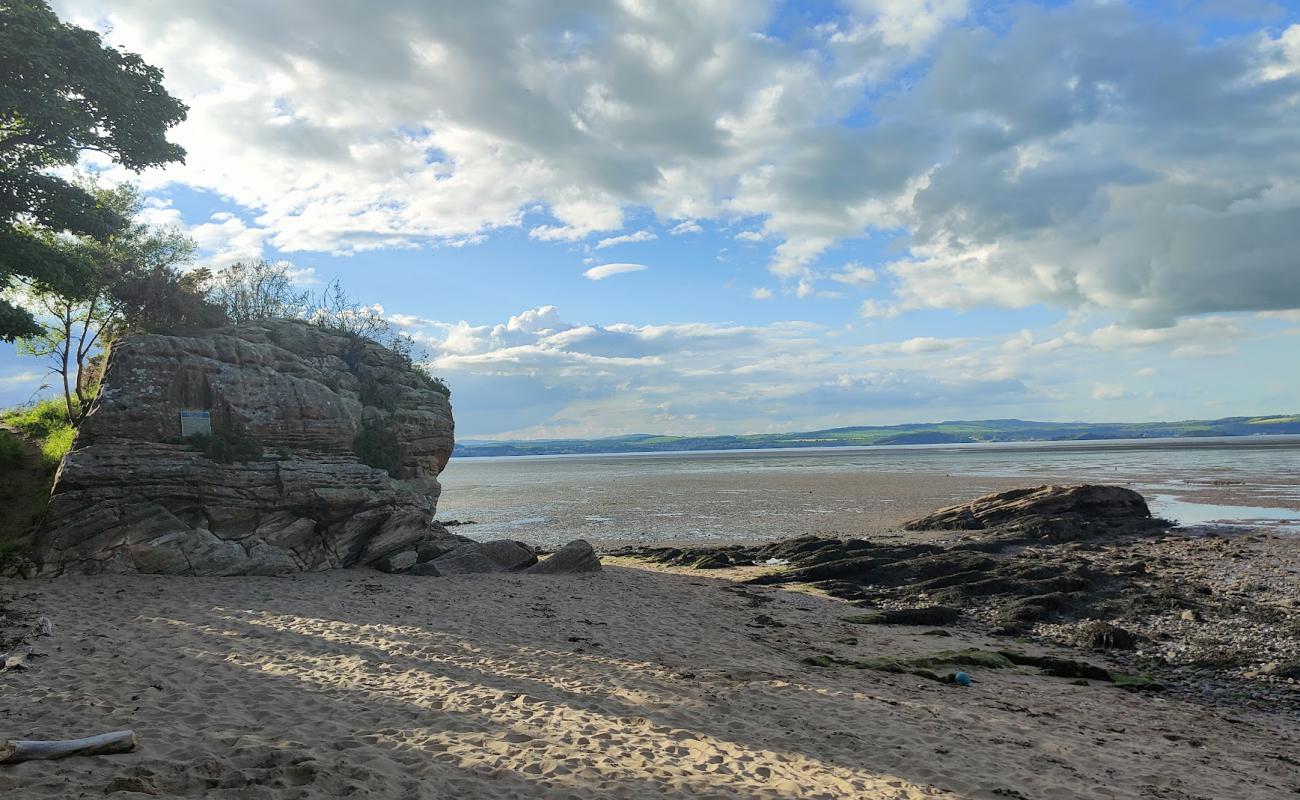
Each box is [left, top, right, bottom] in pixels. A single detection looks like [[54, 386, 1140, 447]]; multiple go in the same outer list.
[[0, 730, 137, 764], [2, 645, 32, 672]]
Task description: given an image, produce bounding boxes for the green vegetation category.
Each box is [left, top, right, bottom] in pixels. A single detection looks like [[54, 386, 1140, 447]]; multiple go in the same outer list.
[[0, 397, 81, 557], [3, 397, 78, 467], [15, 183, 220, 424], [1, 0, 187, 342], [353, 416, 404, 476], [454, 414, 1300, 457], [0, 429, 24, 463], [413, 363, 451, 398], [212, 261, 451, 400]]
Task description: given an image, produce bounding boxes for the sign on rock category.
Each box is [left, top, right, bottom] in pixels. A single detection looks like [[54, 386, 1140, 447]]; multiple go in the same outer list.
[[179, 410, 211, 438]]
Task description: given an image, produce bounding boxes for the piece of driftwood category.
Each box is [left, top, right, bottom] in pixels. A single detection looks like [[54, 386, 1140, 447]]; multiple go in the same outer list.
[[0, 730, 138, 764], [2, 645, 32, 672]]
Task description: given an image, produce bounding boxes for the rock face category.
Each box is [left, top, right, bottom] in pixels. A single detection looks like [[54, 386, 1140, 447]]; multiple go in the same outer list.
[[34, 320, 455, 576]]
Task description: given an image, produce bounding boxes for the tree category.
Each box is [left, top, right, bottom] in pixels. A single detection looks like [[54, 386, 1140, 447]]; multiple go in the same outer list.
[[15, 184, 223, 423], [0, 0, 188, 340]]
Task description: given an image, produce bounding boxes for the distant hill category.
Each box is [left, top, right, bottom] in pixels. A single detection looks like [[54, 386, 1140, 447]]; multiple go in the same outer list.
[[453, 414, 1300, 458]]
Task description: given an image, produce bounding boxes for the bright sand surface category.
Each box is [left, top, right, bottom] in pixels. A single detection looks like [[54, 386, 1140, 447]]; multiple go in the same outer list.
[[3, 566, 1298, 799]]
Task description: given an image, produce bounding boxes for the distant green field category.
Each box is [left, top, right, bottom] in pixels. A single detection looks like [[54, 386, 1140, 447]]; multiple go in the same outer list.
[[454, 414, 1300, 458]]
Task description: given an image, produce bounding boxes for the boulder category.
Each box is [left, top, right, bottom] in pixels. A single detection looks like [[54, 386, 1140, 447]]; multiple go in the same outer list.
[[407, 562, 441, 577], [526, 539, 602, 575], [417, 539, 459, 563], [904, 485, 1151, 531], [34, 319, 456, 576], [478, 539, 538, 571], [430, 543, 504, 575], [374, 550, 419, 574]]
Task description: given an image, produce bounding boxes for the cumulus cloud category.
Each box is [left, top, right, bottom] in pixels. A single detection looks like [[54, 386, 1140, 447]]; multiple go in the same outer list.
[[398, 305, 1033, 436], [376, 302, 1295, 437], [59, 1, 1300, 326], [593, 230, 657, 250], [828, 263, 877, 286], [751, 287, 774, 300], [583, 262, 648, 281], [898, 336, 957, 354]]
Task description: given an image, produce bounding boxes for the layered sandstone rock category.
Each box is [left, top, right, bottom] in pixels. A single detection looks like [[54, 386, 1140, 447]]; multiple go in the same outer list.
[[34, 319, 455, 576], [903, 484, 1152, 531]]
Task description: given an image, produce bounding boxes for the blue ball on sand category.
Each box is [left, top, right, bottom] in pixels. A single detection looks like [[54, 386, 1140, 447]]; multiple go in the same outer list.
[[953, 671, 972, 687]]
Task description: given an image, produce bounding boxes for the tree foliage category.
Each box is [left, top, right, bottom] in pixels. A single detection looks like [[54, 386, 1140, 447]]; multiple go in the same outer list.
[[14, 183, 223, 423], [0, 0, 188, 340]]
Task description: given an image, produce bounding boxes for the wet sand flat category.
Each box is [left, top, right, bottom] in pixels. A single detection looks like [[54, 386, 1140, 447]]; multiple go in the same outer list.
[[437, 440, 1300, 548]]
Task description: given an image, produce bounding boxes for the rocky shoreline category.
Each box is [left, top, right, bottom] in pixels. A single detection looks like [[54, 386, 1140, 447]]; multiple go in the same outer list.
[[614, 484, 1300, 717]]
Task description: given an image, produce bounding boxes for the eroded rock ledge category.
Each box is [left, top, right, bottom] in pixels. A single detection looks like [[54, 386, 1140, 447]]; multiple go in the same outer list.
[[614, 484, 1168, 631], [35, 320, 456, 576]]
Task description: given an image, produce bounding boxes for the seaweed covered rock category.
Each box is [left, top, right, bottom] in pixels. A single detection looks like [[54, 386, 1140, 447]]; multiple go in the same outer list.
[[34, 320, 456, 576], [621, 486, 1173, 634]]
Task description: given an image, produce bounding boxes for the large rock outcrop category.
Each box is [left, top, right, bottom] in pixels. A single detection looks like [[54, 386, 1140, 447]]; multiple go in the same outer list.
[[34, 320, 455, 576], [903, 484, 1152, 532]]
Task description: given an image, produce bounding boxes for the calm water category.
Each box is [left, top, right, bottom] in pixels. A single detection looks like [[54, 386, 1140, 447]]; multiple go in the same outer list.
[[436, 436, 1300, 547]]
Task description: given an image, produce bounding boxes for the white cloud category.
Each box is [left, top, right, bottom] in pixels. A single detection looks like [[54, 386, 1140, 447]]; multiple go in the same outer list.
[[751, 287, 774, 300], [839, 0, 970, 52], [583, 262, 648, 281], [188, 213, 273, 267], [285, 266, 320, 286], [859, 299, 898, 318], [828, 262, 877, 286], [400, 305, 1040, 438], [0, 370, 48, 389], [669, 220, 702, 235], [1091, 383, 1126, 400], [594, 230, 657, 250], [898, 336, 957, 354], [58, 2, 1300, 326]]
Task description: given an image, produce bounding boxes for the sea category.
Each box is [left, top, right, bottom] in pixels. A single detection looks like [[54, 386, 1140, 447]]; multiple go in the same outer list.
[[435, 435, 1300, 549]]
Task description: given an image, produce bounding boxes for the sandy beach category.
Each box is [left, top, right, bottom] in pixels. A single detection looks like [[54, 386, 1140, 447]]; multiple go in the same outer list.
[[4, 562, 1298, 799]]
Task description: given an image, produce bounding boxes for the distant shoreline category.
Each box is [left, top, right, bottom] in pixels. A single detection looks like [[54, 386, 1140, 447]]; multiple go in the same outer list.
[[453, 431, 1300, 461]]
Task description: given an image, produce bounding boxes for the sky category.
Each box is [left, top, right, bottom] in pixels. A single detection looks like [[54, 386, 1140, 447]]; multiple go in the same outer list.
[[4, 0, 1299, 439]]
